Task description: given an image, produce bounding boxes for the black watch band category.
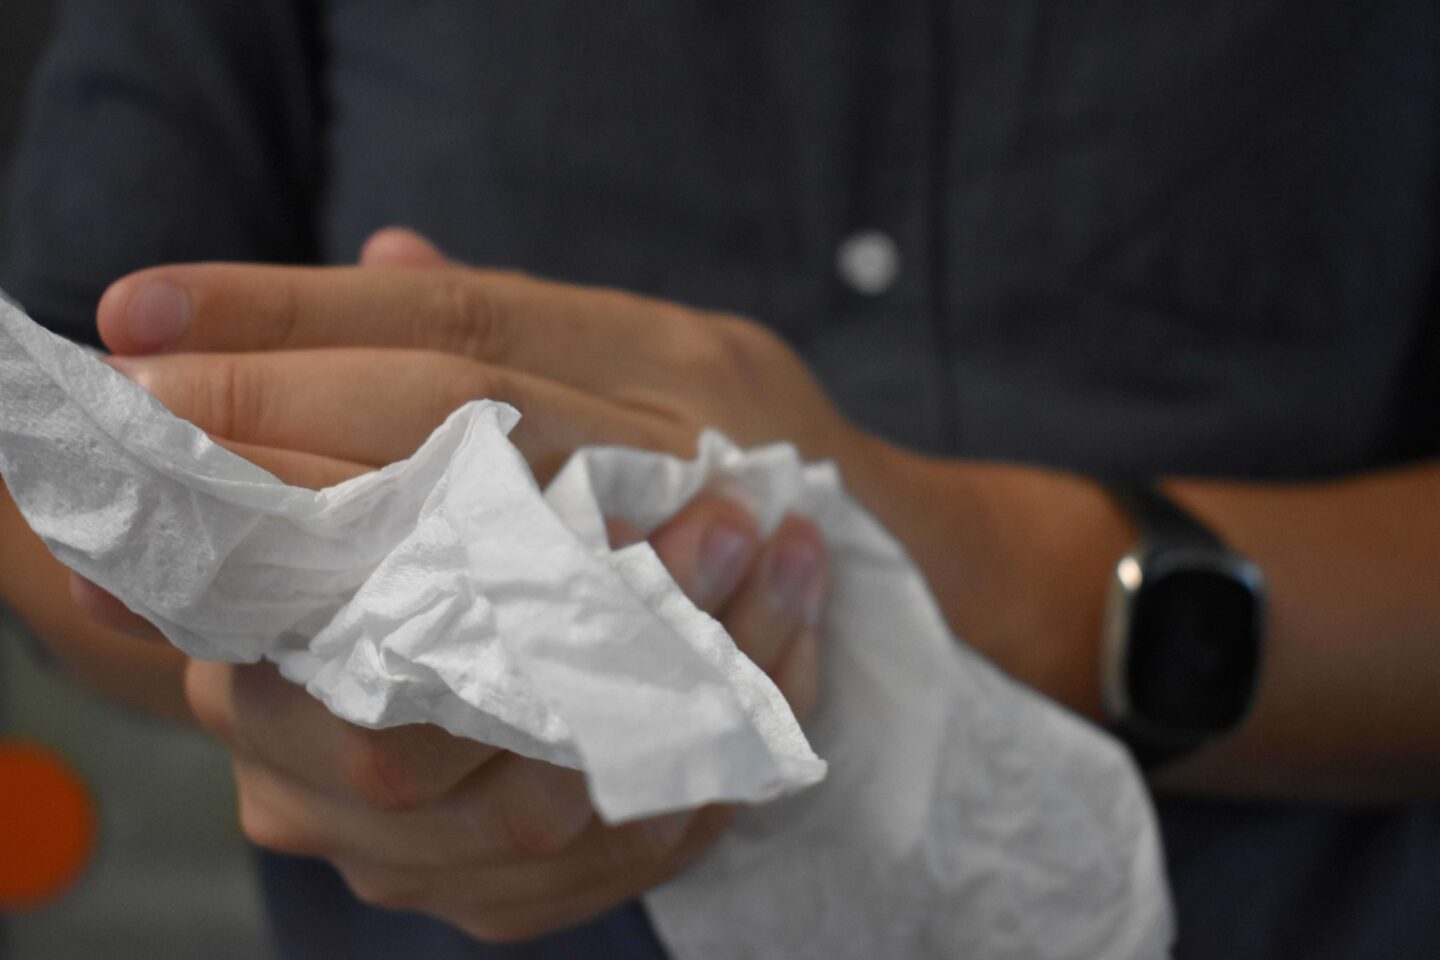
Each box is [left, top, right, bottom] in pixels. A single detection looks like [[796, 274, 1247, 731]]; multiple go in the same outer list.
[[1102, 482, 1266, 773], [1109, 482, 1217, 771], [1111, 717, 1202, 771], [1108, 483, 1220, 551]]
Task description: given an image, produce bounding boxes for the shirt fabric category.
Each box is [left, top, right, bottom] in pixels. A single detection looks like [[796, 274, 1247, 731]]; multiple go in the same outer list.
[[4, 2, 1438, 958]]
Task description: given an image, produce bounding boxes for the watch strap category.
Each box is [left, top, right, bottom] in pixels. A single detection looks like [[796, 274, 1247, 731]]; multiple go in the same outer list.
[[1104, 481, 1236, 772], [1111, 718, 1207, 772], [1108, 482, 1220, 551]]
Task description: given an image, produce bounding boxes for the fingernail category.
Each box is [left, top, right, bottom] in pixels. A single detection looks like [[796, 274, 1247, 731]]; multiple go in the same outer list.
[[696, 524, 753, 607], [126, 281, 190, 350], [767, 541, 821, 617], [645, 812, 692, 851]]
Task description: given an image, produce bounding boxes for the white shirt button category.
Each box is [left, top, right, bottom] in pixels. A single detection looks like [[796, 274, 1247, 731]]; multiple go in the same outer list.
[[836, 230, 901, 295]]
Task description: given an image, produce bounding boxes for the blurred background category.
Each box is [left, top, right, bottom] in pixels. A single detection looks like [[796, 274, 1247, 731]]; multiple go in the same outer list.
[[0, 2, 273, 956], [0, 1, 53, 264]]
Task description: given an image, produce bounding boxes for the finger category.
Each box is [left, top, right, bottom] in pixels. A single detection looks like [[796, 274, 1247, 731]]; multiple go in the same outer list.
[[96, 262, 670, 372], [451, 808, 729, 941], [717, 515, 827, 676], [67, 436, 363, 633], [212, 438, 371, 490], [328, 805, 731, 938], [358, 227, 452, 269], [644, 495, 758, 613], [233, 750, 593, 870], [106, 349, 688, 481], [771, 625, 821, 721], [605, 518, 644, 549], [68, 574, 163, 641], [186, 660, 500, 809], [96, 262, 705, 399], [68, 443, 366, 640]]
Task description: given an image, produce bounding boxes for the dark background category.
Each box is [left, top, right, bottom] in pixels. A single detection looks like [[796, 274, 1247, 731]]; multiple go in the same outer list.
[[1, 0, 58, 263], [1, 6, 272, 957]]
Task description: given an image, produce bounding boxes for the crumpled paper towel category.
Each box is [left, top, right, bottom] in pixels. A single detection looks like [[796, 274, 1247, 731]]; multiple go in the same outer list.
[[0, 290, 1172, 958]]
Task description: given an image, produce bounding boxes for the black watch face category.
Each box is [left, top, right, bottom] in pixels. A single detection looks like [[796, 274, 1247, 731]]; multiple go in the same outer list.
[[1127, 566, 1261, 731]]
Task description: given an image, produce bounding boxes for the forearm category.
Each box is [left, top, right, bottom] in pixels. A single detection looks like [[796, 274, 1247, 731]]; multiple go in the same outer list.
[[0, 480, 192, 724], [841, 441, 1123, 719], [848, 440, 1440, 802], [1159, 466, 1440, 801]]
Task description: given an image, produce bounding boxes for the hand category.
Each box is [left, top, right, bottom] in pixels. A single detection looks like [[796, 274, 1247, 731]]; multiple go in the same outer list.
[[79, 231, 834, 939], [76, 440, 827, 942], [96, 228, 887, 486], [80, 489, 825, 940]]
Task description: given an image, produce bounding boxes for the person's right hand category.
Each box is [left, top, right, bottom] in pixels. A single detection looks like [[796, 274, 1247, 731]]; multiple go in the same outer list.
[[75, 444, 827, 942], [69, 231, 831, 939]]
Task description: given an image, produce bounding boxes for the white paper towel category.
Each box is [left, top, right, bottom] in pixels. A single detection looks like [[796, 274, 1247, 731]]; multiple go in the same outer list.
[[0, 291, 1172, 958]]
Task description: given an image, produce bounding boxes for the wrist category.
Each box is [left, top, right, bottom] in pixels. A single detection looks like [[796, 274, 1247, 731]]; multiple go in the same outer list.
[[829, 433, 1130, 720], [881, 456, 1129, 721], [975, 466, 1130, 720]]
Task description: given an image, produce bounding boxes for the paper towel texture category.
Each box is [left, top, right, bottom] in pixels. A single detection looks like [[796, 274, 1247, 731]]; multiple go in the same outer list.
[[0, 292, 1171, 958]]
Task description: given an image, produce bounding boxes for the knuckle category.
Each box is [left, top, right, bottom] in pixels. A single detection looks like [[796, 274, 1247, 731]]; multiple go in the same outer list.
[[632, 418, 691, 457], [601, 821, 670, 870], [340, 732, 429, 813], [169, 356, 228, 438], [425, 273, 509, 359], [341, 868, 424, 913], [717, 312, 782, 353], [453, 363, 499, 408], [234, 792, 270, 845], [229, 663, 282, 716], [183, 662, 236, 745], [223, 666, 290, 758], [656, 309, 730, 375], [411, 355, 499, 421], [261, 273, 304, 348], [712, 316, 783, 391], [237, 792, 326, 858], [653, 310, 778, 399], [199, 355, 264, 441], [492, 793, 577, 859], [460, 914, 550, 945], [687, 806, 736, 852]]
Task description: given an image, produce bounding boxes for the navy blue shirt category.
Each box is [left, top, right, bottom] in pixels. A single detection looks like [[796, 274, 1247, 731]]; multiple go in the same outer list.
[[5, 2, 1438, 957]]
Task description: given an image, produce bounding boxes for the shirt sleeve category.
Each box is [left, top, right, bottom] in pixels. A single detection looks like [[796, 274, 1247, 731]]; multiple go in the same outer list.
[[0, 0, 322, 345]]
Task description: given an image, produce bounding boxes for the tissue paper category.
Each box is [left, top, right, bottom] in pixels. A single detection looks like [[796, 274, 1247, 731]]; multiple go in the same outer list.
[[0, 291, 1171, 958], [0, 293, 822, 821]]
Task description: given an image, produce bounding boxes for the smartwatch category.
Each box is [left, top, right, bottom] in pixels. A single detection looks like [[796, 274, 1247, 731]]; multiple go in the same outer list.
[[1100, 483, 1266, 771]]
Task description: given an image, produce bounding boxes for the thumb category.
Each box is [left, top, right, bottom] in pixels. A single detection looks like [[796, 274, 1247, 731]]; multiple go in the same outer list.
[[358, 227, 452, 268]]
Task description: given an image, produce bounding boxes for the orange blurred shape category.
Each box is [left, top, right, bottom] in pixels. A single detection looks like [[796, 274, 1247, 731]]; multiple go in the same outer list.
[[0, 740, 96, 910]]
